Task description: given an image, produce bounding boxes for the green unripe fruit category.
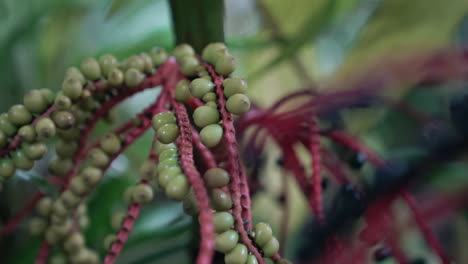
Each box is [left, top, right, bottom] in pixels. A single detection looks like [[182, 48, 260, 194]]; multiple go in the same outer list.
[[202, 92, 217, 102], [157, 157, 178, 172], [70, 248, 93, 264], [182, 189, 199, 215], [125, 68, 144, 87], [81, 167, 103, 186], [12, 150, 34, 170], [100, 133, 121, 155], [223, 77, 248, 98], [49, 254, 67, 264], [201, 75, 213, 81], [158, 167, 182, 187], [69, 105, 89, 124], [215, 54, 236, 76], [54, 93, 72, 110], [254, 222, 273, 247], [0, 113, 17, 136], [8, 105, 32, 126], [247, 255, 259, 264], [200, 124, 223, 148], [111, 211, 126, 231], [24, 90, 49, 114], [108, 68, 124, 86], [103, 234, 117, 250], [193, 106, 220, 127], [139, 160, 158, 180], [52, 111, 76, 129], [51, 214, 67, 225], [263, 237, 280, 257], [52, 219, 73, 237], [132, 184, 154, 204], [56, 139, 77, 158], [65, 67, 86, 84], [45, 228, 62, 244], [174, 44, 195, 62], [61, 190, 81, 208], [36, 197, 53, 216], [159, 148, 178, 160], [202, 43, 227, 64], [18, 125, 36, 143], [0, 130, 7, 148], [23, 142, 47, 160], [77, 203, 87, 215], [211, 188, 232, 211], [78, 215, 90, 230], [64, 232, 85, 253], [225, 244, 248, 264], [29, 217, 47, 236], [215, 230, 239, 253], [152, 112, 177, 131], [205, 101, 218, 109], [140, 53, 154, 73], [57, 128, 80, 141], [125, 56, 145, 72], [0, 158, 15, 178], [149, 47, 168, 66], [157, 124, 179, 144], [226, 94, 251, 115], [154, 142, 177, 155], [189, 78, 215, 98], [179, 55, 200, 76], [80, 57, 101, 80], [165, 175, 189, 200], [175, 79, 192, 102], [70, 177, 87, 196], [62, 77, 83, 100], [52, 199, 69, 217], [98, 54, 118, 76], [49, 158, 73, 176], [87, 148, 109, 168], [35, 117, 56, 138], [39, 89, 55, 105], [204, 168, 230, 188], [213, 212, 234, 233]]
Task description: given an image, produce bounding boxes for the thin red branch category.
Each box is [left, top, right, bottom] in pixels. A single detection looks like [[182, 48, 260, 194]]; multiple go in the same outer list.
[[309, 119, 324, 223], [35, 242, 51, 264], [0, 192, 44, 235]]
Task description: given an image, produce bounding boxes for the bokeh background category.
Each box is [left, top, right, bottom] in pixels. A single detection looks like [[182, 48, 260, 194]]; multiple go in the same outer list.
[[1, 0, 468, 263]]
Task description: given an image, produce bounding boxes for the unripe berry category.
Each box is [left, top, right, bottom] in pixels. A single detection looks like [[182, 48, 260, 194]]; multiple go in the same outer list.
[[247, 255, 259, 264], [165, 175, 189, 200], [23, 90, 49, 114], [226, 94, 251, 115], [159, 148, 178, 160], [23, 142, 47, 160], [61, 190, 81, 208], [57, 128, 80, 141], [64, 232, 85, 253], [123, 186, 135, 204], [52, 199, 69, 218], [65, 67, 86, 84], [182, 189, 199, 215], [200, 124, 223, 147], [80, 57, 102, 81], [52, 111, 76, 129], [56, 139, 77, 158], [49, 158, 73, 176], [100, 133, 121, 155], [0, 158, 15, 178], [108, 68, 124, 86], [179, 55, 200, 76], [173, 44, 195, 62], [157, 124, 179, 144], [62, 77, 83, 100], [152, 112, 177, 131], [111, 211, 127, 231], [28, 217, 47, 236], [80, 167, 103, 186], [103, 234, 117, 250], [125, 68, 144, 87], [193, 106, 220, 127], [70, 177, 88, 196], [175, 79, 192, 102], [140, 53, 154, 73], [215, 230, 239, 253], [139, 160, 158, 180], [204, 168, 230, 188], [35, 117, 56, 138], [254, 222, 273, 247], [17, 125, 36, 143], [0, 113, 17, 136], [213, 212, 234, 233], [225, 244, 248, 264], [205, 101, 217, 109], [36, 197, 53, 216], [263, 237, 280, 257], [157, 157, 178, 172], [45, 228, 62, 244], [8, 104, 32, 126], [98, 54, 119, 76], [87, 148, 109, 168], [54, 93, 72, 110], [49, 254, 67, 264], [202, 43, 227, 64], [12, 150, 34, 170], [189, 78, 215, 98], [158, 167, 182, 188], [210, 188, 232, 211], [215, 54, 236, 76], [154, 142, 177, 155], [202, 92, 217, 102], [132, 184, 154, 204], [149, 47, 168, 66], [223, 77, 247, 98]]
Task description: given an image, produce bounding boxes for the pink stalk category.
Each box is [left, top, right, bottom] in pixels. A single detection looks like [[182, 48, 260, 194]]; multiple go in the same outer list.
[[309, 119, 324, 223], [35, 242, 50, 264], [0, 192, 44, 236]]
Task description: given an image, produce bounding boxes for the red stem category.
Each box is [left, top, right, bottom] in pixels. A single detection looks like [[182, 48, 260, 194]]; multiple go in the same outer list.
[[0, 192, 44, 235], [35, 242, 51, 264], [309, 119, 324, 223]]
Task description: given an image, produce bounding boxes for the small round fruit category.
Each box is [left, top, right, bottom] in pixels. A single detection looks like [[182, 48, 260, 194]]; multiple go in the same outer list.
[[35, 117, 56, 138], [0, 113, 17, 136], [225, 244, 248, 264], [18, 125, 36, 142], [215, 54, 236, 76], [61, 190, 81, 208], [158, 167, 182, 187], [52, 199, 69, 217], [226, 94, 251, 115], [80, 167, 103, 186], [193, 106, 219, 127], [65, 67, 85, 83], [39, 88, 55, 104], [80, 57, 101, 80], [166, 175, 189, 200], [0, 158, 15, 178], [56, 139, 77, 158], [149, 47, 168, 66], [132, 184, 154, 204], [49, 158, 73, 176], [36, 197, 53, 216], [157, 124, 179, 144], [62, 77, 83, 100], [100, 133, 121, 155], [8, 105, 32, 126], [87, 148, 109, 168], [202, 43, 227, 64], [179, 55, 200, 76], [154, 142, 177, 155], [123, 186, 135, 204], [213, 212, 234, 233], [125, 56, 145, 72], [49, 254, 67, 264], [247, 255, 259, 264], [204, 168, 230, 188], [157, 157, 178, 172], [108, 68, 124, 86], [23, 142, 47, 160], [45, 228, 61, 244], [54, 93, 72, 110], [125, 68, 144, 87], [223, 77, 248, 98], [57, 128, 80, 141], [175, 79, 192, 102], [182, 189, 199, 215], [263, 237, 280, 257], [103, 234, 117, 250], [140, 53, 154, 73], [64, 232, 85, 253], [98, 54, 118, 76], [202, 92, 216, 102], [139, 160, 157, 180], [152, 112, 176, 131], [52, 111, 76, 129], [70, 177, 87, 196], [254, 222, 273, 247], [159, 148, 178, 160], [24, 90, 49, 114], [29, 217, 47, 236], [211, 189, 232, 211], [111, 211, 126, 231], [12, 150, 34, 170], [200, 124, 223, 148], [205, 101, 217, 109], [215, 230, 239, 253], [173, 44, 195, 62], [189, 78, 215, 98]]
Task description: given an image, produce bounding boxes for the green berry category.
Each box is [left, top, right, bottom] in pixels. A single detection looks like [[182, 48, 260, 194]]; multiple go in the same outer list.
[[0, 130, 7, 148], [152, 112, 177, 131], [157, 157, 178, 172], [149, 47, 168, 66], [52, 199, 69, 217], [45, 228, 61, 244], [100, 133, 121, 155], [205, 101, 218, 109], [263, 237, 280, 257], [18, 125, 36, 143], [226, 94, 251, 115], [49, 254, 67, 264], [57, 128, 80, 141], [103, 234, 117, 250], [51, 214, 67, 225], [87, 148, 109, 168], [61, 190, 81, 208], [78, 215, 89, 230], [247, 255, 259, 264], [159, 148, 178, 160], [213, 212, 234, 233], [225, 244, 248, 264], [189, 78, 215, 98], [98, 54, 118, 76], [80, 57, 101, 80], [166, 175, 189, 200], [202, 43, 227, 64], [56, 139, 77, 158], [36, 197, 53, 216], [132, 184, 154, 204], [54, 93, 72, 110], [179, 55, 200, 76], [12, 150, 34, 170], [108, 68, 124, 86], [8, 105, 32, 126], [140, 53, 154, 73], [70, 105, 89, 123], [70, 177, 87, 196], [175, 79, 192, 102], [157, 124, 179, 144], [125, 68, 144, 87], [182, 189, 199, 215], [211, 188, 232, 211], [65, 67, 86, 84], [173, 44, 195, 62], [24, 90, 49, 114], [204, 168, 230, 188], [125, 56, 145, 72], [52, 219, 74, 237], [200, 124, 223, 148], [202, 92, 217, 102], [158, 167, 182, 187], [0, 158, 15, 178], [39, 89, 55, 104], [49, 158, 73, 176], [35, 117, 56, 138], [23, 142, 47, 160], [64, 232, 85, 253], [123, 186, 135, 204], [215, 230, 239, 253], [62, 77, 83, 100], [193, 106, 220, 127], [154, 142, 177, 155], [215, 54, 236, 76], [52, 111, 76, 129], [111, 211, 126, 231], [254, 222, 273, 247], [0, 113, 17, 136], [201, 75, 212, 81], [223, 77, 248, 98], [80, 167, 103, 186], [29, 217, 47, 236], [139, 160, 157, 180]]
